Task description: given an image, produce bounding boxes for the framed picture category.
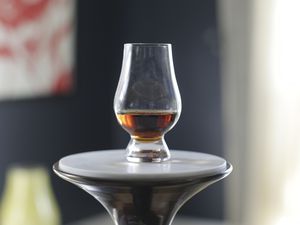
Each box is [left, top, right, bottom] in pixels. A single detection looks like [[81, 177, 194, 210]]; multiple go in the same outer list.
[[0, 0, 76, 99]]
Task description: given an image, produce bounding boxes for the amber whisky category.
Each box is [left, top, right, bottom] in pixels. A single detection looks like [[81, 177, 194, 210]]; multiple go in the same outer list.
[[116, 111, 177, 141]]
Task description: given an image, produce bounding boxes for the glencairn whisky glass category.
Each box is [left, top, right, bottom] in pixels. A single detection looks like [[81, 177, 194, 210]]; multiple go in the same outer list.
[[114, 43, 181, 162]]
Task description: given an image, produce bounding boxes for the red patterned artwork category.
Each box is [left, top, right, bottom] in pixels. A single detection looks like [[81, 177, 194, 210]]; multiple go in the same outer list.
[[0, 0, 75, 99]]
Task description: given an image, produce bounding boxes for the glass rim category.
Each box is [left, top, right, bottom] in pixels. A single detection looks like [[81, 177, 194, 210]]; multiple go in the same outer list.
[[124, 43, 171, 47]]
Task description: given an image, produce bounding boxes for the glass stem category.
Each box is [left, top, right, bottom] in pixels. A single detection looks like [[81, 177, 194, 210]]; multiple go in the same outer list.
[[126, 136, 170, 163]]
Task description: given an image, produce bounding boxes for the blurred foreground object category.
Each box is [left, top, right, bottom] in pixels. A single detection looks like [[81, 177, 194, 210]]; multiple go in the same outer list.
[[219, 0, 300, 224], [0, 166, 61, 225], [0, 0, 76, 99]]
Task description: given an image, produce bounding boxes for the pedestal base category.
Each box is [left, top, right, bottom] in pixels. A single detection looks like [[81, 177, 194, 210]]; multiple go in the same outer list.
[[53, 150, 232, 225]]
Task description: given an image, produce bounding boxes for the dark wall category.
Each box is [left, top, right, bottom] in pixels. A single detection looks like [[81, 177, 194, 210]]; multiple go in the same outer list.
[[0, 0, 223, 223]]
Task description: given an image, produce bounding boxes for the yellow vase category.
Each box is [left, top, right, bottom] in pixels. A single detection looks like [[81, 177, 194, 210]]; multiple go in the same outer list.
[[0, 166, 61, 225]]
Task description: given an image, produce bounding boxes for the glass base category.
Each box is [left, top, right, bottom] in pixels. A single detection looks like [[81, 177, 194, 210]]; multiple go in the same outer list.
[[126, 138, 170, 162]]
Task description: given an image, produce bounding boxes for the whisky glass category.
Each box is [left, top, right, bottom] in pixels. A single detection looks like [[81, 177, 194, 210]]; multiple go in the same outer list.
[[114, 43, 181, 162]]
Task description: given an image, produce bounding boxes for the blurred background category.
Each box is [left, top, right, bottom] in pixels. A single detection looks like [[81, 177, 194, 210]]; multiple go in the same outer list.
[[0, 0, 299, 224], [0, 0, 223, 224]]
